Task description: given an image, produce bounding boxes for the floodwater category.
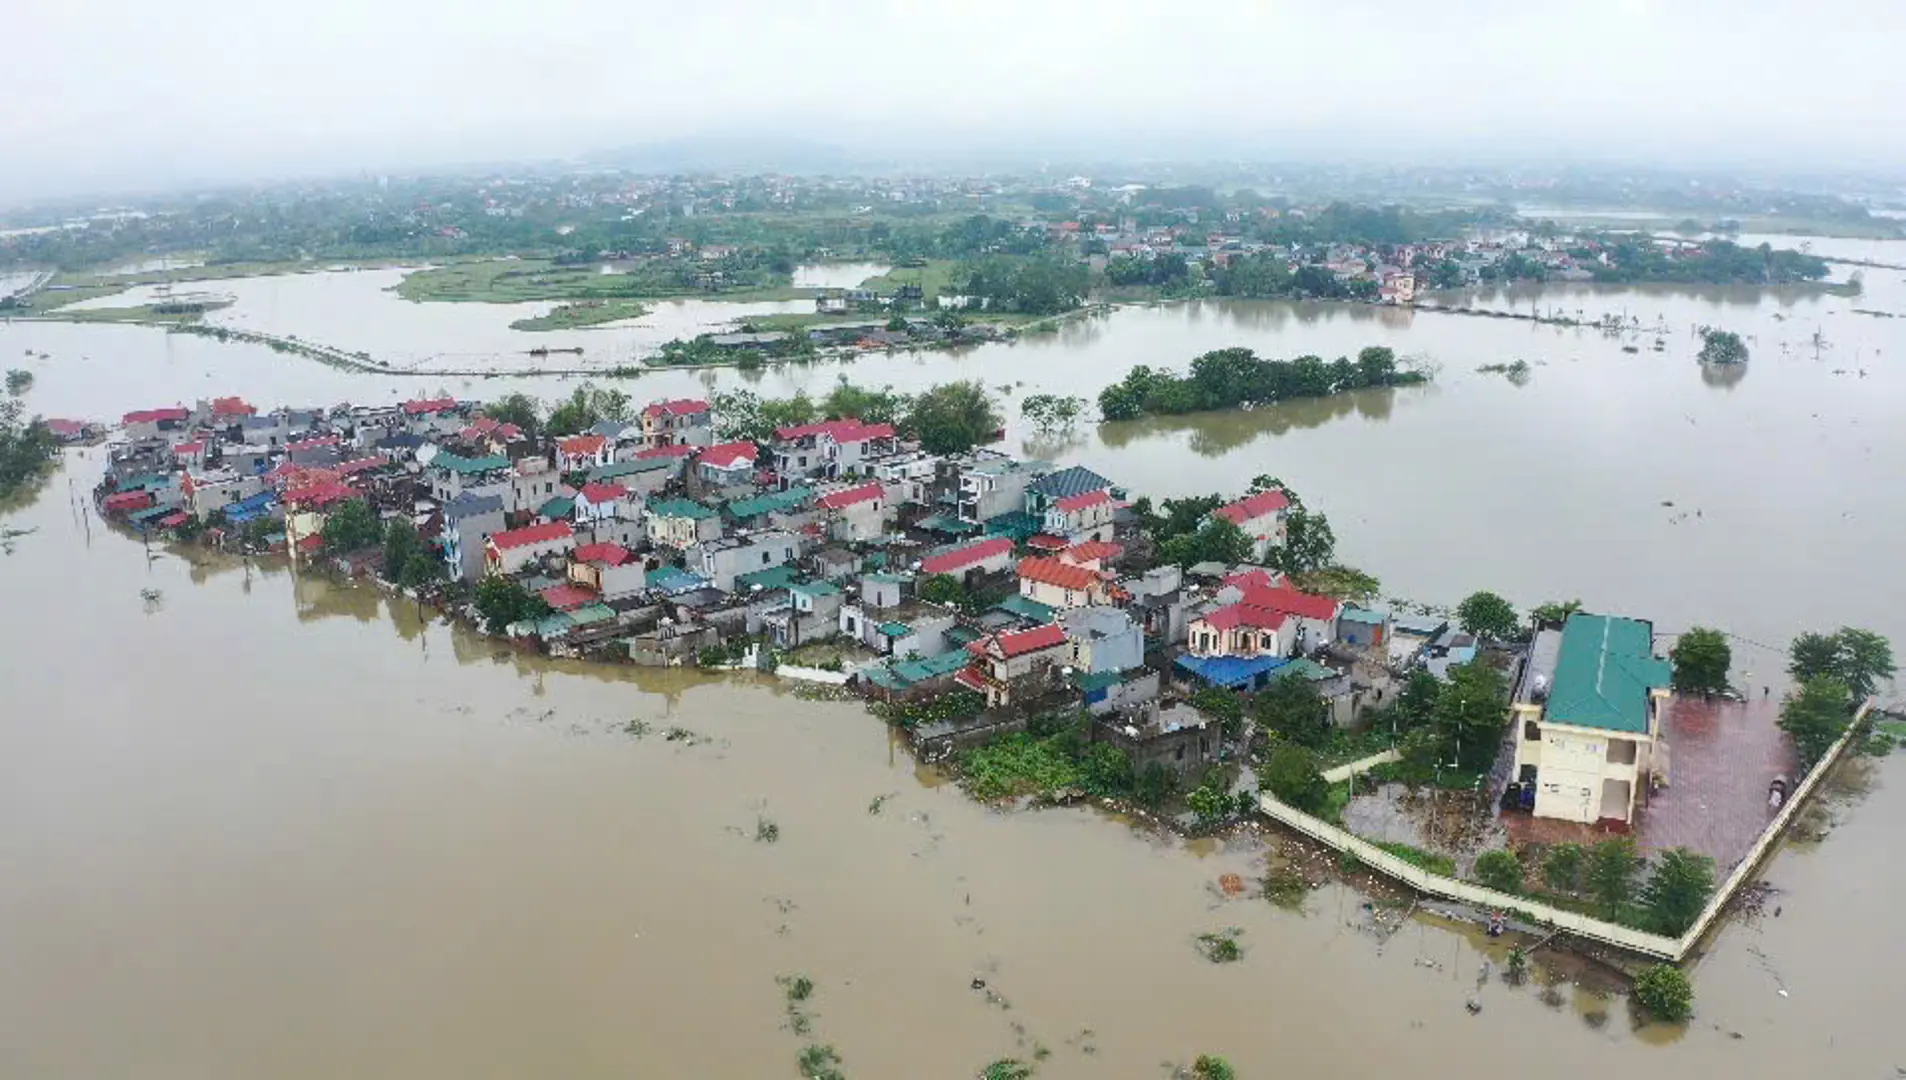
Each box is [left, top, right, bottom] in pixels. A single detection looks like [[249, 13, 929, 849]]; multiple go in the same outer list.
[[9, 238, 1906, 660], [792, 261, 891, 289], [1, 453, 1901, 1078], [4, 236, 1905, 1073]]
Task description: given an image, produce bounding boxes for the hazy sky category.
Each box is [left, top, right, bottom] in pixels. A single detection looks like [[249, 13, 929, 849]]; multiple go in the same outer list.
[[6, 0, 1903, 203]]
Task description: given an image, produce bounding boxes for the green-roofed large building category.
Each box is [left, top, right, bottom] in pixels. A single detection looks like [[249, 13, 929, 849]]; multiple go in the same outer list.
[[1511, 612, 1672, 826]]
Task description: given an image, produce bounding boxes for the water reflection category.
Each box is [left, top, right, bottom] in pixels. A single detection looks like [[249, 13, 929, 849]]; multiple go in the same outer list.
[[1096, 385, 1408, 457], [1700, 361, 1749, 391]]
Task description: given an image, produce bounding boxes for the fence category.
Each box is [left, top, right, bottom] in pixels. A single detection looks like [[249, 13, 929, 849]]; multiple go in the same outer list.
[[1321, 749, 1398, 785], [1258, 700, 1874, 962]]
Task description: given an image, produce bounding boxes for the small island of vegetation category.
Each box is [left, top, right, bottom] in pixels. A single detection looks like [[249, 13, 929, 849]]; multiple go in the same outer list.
[[1697, 328, 1750, 365], [1098, 345, 1424, 421]]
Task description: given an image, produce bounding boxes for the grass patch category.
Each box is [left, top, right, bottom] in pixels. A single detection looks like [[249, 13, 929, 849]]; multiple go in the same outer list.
[[1261, 865, 1310, 909], [508, 299, 650, 331], [1318, 781, 1352, 825], [1314, 726, 1395, 770], [1372, 841, 1458, 876], [797, 1043, 845, 1080], [854, 259, 961, 300], [1195, 929, 1245, 963], [34, 298, 233, 325], [959, 732, 1082, 800], [395, 257, 807, 304]]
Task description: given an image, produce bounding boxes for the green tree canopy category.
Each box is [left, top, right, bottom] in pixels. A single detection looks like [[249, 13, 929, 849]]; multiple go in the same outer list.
[[473, 575, 549, 635], [1259, 743, 1329, 814], [1530, 599, 1583, 628], [1585, 836, 1640, 913], [1633, 964, 1694, 1023], [482, 392, 541, 437], [319, 498, 380, 553], [1432, 661, 1510, 770], [904, 380, 1001, 454], [1456, 591, 1519, 640], [1784, 626, 1893, 700], [1272, 506, 1336, 575], [1159, 516, 1253, 570], [1642, 847, 1716, 935], [1543, 842, 1586, 893], [1254, 673, 1332, 749], [1779, 675, 1853, 768], [1668, 627, 1732, 695]]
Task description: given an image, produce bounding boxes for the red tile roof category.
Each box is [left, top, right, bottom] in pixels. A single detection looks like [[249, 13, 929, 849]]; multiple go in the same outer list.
[[577, 482, 627, 504], [556, 434, 608, 456], [1225, 573, 1340, 622], [539, 583, 597, 611], [403, 397, 458, 415], [123, 407, 189, 425], [44, 418, 92, 438], [333, 456, 387, 476], [490, 521, 575, 551], [172, 441, 206, 456], [696, 441, 758, 469], [1025, 533, 1069, 551], [284, 481, 360, 509], [1200, 604, 1288, 631], [1016, 556, 1101, 591], [209, 396, 256, 418], [816, 482, 884, 510], [285, 434, 342, 452], [1213, 488, 1291, 525], [968, 622, 1068, 659], [954, 667, 990, 693], [919, 536, 1014, 576], [642, 397, 710, 419], [573, 542, 634, 566], [774, 418, 897, 443], [1063, 540, 1124, 565], [635, 442, 697, 459], [1054, 488, 1114, 513]]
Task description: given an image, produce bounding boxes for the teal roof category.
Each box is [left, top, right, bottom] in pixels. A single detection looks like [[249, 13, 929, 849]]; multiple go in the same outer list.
[[535, 612, 576, 638], [1280, 658, 1339, 682], [725, 486, 812, 519], [1339, 607, 1388, 625], [127, 504, 174, 523], [540, 496, 575, 520], [1070, 669, 1126, 692], [590, 458, 674, 481], [916, 513, 980, 535], [431, 452, 510, 475], [992, 594, 1057, 623], [1547, 613, 1671, 734], [887, 649, 972, 685], [791, 579, 843, 598], [736, 565, 802, 591], [878, 620, 914, 637], [945, 625, 982, 647], [864, 572, 911, 585], [568, 603, 616, 627], [648, 497, 717, 521], [984, 511, 1043, 540]]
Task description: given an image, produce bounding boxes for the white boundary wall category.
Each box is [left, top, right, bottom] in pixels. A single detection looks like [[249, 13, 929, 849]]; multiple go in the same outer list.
[[1258, 701, 1872, 962]]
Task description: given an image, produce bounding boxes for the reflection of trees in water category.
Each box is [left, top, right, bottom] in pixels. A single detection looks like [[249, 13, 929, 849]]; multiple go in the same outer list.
[[1459, 281, 1832, 312], [1699, 361, 1748, 391], [293, 573, 382, 623], [1097, 386, 1405, 458]]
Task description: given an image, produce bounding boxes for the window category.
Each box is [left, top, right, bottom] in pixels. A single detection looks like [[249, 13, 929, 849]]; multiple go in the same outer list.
[[761, 552, 771, 565], [1523, 720, 1541, 741], [1174, 744, 1185, 761]]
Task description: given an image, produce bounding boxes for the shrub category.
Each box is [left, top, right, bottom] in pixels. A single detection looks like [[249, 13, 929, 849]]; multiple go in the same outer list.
[[1259, 744, 1329, 814], [1474, 849, 1524, 893], [1641, 847, 1715, 935], [1543, 842, 1586, 893], [1192, 1055, 1237, 1080], [1632, 964, 1694, 1022]]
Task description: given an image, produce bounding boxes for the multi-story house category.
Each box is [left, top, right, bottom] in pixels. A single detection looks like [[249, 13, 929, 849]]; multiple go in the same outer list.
[[772, 419, 898, 485], [955, 623, 1070, 710], [1211, 489, 1291, 563], [441, 492, 507, 583], [639, 398, 713, 449]]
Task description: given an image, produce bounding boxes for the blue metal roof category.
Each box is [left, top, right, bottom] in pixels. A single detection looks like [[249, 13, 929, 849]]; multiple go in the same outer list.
[[1173, 653, 1291, 689]]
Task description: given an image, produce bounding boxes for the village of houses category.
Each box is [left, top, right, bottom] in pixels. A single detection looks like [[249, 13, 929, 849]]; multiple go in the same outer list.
[[89, 390, 1801, 882]]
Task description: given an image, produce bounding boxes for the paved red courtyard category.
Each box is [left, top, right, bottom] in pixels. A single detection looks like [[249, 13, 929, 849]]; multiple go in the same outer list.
[[1500, 694, 1799, 874]]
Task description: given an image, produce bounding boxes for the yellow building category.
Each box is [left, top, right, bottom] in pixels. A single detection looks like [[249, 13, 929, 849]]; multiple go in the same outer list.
[[1511, 613, 1672, 826]]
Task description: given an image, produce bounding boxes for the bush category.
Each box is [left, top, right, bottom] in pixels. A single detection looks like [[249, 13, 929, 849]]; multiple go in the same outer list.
[[1543, 842, 1586, 893], [1192, 1055, 1237, 1080], [1632, 964, 1694, 1022], [1474, 849, 1524, 893], [1259, 744, 1329, 814], [1641, 847, 1715, 935]]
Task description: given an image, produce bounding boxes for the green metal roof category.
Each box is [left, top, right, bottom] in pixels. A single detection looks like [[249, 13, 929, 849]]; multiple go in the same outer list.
[[539, 496, 575, 520], [944, 625, 982, 647], [888, 649, 972, 684], [725, 486, 812, 519], [1339, 607, 1388, 625], [1070, 669, 1126, 692], [736, 565, 802, 591], [992, 594, 1057, 623], [590, 458, 674, 480], [878, 620, 914, 638], [568, 603, 616, 627], [534, 612, 576, 638], [863, 572, 911, 585], [1280, 657, 1339, 682], [127, 504, 174, 523], [648, 497, 717, 521], [431, 452, 510, 475], [1546, 613, 1671, 735], [791, 579, 843, 597], [916, 513, 980, 535], [983, 511, 1043, 540]]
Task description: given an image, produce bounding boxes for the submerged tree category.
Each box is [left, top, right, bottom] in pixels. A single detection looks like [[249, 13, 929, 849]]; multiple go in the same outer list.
[[1779, 675, 1854, 768], [1697, 328, 1749, 365], [1456, 591, 1519, 640]]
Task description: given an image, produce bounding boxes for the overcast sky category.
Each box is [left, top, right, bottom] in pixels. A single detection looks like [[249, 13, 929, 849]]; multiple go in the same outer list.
[[5, 0, 1902, 204]]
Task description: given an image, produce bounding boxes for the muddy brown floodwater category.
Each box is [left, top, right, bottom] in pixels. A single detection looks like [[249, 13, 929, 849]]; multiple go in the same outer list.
[[1, 449, 1901, 1079]]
